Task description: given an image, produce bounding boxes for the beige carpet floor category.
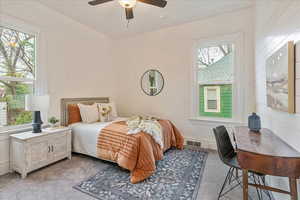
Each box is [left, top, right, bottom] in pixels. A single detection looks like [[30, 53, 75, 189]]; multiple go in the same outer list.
[[0, 151, 272, 200]]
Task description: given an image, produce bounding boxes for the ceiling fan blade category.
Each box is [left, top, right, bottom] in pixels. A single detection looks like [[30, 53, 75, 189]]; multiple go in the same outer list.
[[138, 0, 167, 8], [88, 0, 113, 6], [125, 8, 134, 20]]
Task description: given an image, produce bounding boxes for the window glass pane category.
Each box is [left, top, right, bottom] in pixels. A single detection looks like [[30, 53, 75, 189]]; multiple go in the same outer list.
[[0, 81, 33, 127], [198, 43, 234, 118], [0, 26, 35, 79], [207, 89, 217, 100]]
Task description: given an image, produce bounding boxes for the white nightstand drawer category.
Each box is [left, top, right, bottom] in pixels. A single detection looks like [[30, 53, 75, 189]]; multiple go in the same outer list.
[[27, 140, 50, 171], [50, 134, 68, 161]]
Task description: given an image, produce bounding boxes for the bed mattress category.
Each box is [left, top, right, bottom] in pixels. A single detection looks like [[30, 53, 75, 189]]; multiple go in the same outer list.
[[69, 117, 127, 157]]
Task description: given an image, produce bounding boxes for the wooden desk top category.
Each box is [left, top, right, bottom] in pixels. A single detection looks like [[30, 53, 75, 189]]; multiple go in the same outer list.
[[234, 126, 300, 158], [235, 126, 300, 177]]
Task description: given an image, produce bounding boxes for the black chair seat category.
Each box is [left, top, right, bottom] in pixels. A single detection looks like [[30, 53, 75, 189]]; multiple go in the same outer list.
[[213, 126, 271, 200], [223, 153, 241, 169]]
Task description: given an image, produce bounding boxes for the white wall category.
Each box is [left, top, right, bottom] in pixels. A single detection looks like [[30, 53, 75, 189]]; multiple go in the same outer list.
[[1, 1, 300, 198], [0, 0, 116, 175], [255, 0, 300, 199], [113, 7, 255, 148], [0, 0, 116, 118]]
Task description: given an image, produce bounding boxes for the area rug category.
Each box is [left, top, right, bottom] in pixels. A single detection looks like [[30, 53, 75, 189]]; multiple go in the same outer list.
[[73, 148, 208, 200]]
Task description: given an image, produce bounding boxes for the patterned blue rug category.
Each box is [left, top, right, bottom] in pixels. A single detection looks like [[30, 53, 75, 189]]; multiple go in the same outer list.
[[73, 148, 208, 200]]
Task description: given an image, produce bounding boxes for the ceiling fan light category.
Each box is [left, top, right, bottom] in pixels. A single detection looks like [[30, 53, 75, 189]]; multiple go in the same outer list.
[[119, 0, 137, 8]]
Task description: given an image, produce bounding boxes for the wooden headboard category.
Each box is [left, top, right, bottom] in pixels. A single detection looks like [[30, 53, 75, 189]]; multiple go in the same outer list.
[[60, 97, 109, 126]]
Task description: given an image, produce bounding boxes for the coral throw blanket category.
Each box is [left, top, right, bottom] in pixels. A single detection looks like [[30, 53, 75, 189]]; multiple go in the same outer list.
[[97, 120, 184, 183]]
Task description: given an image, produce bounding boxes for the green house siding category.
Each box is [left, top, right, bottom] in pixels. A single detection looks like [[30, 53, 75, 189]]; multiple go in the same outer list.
[[199, 84, 232, 118]]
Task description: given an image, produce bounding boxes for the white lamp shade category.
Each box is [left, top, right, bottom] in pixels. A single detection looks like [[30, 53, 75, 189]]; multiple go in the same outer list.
[[25, 95, 50, 111]]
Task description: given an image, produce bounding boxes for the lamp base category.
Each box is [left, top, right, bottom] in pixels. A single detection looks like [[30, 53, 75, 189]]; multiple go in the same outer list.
[[32, 111, 43, 133], [32, 123, 42, 133]]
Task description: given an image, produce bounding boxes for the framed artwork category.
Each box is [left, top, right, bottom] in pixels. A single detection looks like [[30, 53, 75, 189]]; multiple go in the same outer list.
[[266, 41, 295, 113], [140, 69, 164, 96]]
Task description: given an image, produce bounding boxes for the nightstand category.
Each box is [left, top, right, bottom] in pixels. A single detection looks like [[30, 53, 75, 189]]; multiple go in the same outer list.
[[10, 127, 71, 178]]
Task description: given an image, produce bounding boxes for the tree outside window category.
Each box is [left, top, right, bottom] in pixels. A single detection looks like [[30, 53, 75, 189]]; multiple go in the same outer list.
[[0, 26, 35, 127]]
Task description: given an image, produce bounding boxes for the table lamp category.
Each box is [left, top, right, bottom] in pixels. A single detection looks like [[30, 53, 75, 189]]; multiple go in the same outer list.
[[25, 95, 49, 133]]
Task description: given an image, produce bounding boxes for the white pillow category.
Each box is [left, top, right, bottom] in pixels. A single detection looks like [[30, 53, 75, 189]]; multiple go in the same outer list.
[[77, 103, 99, 123], [98, 102, 118, 122]]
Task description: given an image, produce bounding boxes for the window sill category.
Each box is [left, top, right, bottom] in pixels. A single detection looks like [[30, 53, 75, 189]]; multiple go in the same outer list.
[[0, 124, 49, 136], [189, 117, 246, 125]]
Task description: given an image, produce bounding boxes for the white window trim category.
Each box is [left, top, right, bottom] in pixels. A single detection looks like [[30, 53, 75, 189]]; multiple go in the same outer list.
[[204, 86, 221, 113], [0, 14, 48, 133], [190, 32, 246, 123]]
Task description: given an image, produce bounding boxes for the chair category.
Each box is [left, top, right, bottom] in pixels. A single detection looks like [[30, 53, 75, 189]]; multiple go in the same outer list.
[[213, 126, 272, 200]]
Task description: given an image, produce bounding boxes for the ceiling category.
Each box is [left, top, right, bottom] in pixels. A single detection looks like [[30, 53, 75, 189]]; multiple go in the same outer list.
[[37, 0, 254, 38]]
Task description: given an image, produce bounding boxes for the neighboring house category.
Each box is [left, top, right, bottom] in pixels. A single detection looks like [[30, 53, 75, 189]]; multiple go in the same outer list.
[[198, 53, 233, 118]]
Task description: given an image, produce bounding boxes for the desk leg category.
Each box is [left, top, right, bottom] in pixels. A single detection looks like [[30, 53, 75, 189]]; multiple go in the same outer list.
[[289, 177, 298, 200], [243, 169, 249, 200]]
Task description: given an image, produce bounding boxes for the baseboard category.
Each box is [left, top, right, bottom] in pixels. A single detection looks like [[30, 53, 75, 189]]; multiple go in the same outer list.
[[184, 137, 216, 150]]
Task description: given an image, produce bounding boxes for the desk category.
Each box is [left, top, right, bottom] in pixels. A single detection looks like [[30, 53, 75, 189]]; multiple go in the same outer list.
[[234, 126, 300, 200]]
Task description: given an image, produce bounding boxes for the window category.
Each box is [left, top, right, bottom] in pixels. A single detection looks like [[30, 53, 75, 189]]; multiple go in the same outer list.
[[197, 43, 234, 119], [191, 33, 247, 122], [0, 25, 36, 128], [204, 86, 220, 112]]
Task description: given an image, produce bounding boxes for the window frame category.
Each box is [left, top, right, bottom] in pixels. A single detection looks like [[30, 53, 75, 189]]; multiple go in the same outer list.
[[190, 33, 246, 123], [0, 14, 43, 132], [204, 86, 221, 113]]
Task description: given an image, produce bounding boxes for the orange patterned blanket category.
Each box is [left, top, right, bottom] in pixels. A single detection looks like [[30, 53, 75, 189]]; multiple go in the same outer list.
[[97, 120, 184, 183]]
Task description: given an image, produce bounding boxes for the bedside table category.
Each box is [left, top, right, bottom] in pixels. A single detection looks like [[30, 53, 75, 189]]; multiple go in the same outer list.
[[10, 127, 71, 178]]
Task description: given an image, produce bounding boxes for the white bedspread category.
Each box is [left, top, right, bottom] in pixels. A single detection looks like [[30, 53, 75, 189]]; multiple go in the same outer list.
[[70, 117, 127, 157]]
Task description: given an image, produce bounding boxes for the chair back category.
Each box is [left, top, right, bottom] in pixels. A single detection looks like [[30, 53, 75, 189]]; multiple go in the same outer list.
[[213, 126, 235, 164]]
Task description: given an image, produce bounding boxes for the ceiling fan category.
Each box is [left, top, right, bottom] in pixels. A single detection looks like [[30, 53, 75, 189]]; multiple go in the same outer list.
[[88, 0, 167, 20]]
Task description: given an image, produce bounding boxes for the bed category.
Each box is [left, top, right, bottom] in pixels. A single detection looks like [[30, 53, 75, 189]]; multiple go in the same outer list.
[[61, 97, 119, 157], [69, 118, 126, 158], [61, 97, 184, 183]]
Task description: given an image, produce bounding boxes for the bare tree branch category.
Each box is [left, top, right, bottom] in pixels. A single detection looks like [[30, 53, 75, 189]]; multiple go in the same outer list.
[[198, 59, 208, 67], [0, 40, 10, 64], [0, 80, 12, 88], [218, 45, 231, 56]]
